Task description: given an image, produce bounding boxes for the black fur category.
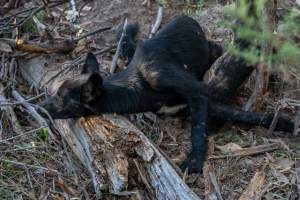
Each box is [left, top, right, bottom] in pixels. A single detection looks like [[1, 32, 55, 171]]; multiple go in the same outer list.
[[41, 15, 293, 174]]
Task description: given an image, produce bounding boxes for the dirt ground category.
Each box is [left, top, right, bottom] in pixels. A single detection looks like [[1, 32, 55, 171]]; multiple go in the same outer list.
[[1, 0, 299, 199]]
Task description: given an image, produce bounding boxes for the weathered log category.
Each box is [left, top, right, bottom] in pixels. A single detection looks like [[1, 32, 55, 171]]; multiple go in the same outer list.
[[19, 54, 201, 199]]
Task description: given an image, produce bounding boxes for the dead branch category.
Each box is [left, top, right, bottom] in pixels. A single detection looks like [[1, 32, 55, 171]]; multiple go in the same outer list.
[[209, 172, 223, 200], [11, 90, 55, 139], [0, 0, 68, 31], [67, 0, 78, 23], [0, 159, 59, 174], [41, 46, 115, 89], [268, 104, 281, 134], [209, 143, 280, 159], [149, 6, 163, 38], [0, 126, 46, 143], [0, 0, 17, 15], [203, 138, 218, 200], [110, 18, 128, 74], [74, 26, 111, 42], [0, 38, 76, 54], [243, 64, 267, 111]]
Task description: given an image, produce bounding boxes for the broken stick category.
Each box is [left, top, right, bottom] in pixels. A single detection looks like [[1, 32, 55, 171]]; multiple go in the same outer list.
[[110, 18, 128, 74], [209, 143, 280, 159], [149, 6, 163, 38]]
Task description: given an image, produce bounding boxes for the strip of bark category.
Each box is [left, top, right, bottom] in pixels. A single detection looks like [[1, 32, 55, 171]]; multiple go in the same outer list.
[[238, 171, 265, 200]]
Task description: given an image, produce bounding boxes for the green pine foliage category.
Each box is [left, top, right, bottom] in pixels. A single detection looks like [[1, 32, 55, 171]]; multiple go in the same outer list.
[[223, 0, 300, 70]]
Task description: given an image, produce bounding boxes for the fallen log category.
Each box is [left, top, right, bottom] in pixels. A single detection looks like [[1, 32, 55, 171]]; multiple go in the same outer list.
[[19, 54, 201, 199]]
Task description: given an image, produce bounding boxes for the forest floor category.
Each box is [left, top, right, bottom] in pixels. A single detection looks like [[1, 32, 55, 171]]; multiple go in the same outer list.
[[0, 0, 299, 199]]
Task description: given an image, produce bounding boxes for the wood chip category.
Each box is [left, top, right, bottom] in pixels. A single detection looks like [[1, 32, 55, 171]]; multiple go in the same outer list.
[[239, 171, 265, 200]]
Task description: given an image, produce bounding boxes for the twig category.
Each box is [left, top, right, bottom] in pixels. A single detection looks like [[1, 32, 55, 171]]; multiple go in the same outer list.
[[0, 126, 46, 143], [243, 64, 266, 111], [41, 56, 84, 88], [209, 172, 223, 200], [209, 143, 280, 159], [42, 46, 116, 89], [268, 104, 281, 134], [142, 0, 151, 7], [75, 26, 111, 42], [1, 0, 68, 31], [94, 45, 116, 55], [12, 90, 55, 139], [293, 109, 300, 136], [0, 159, 59, 173], [133, 159, 154, 195], [254, 182, 274, 200], [149, 6, 163, 38], [68, 0, 78, 23], [2, 145, 44, 153], [0, 114, 3, 140], [110, 18, 128, 74], [0, 38, 76, 54], [203, 137, 217, 200], [0, 92, 45, 106]]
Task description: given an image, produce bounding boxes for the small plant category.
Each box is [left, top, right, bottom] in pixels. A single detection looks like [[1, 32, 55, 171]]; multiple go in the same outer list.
[[39, 127, 49, 142], [23, 10, 44, 34], [223, 0, 300, 71], [184, 0, 204, 16]]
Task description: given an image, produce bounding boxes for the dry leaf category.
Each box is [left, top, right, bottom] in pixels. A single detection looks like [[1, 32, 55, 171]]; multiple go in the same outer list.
[[27, 191, 37, 200], [56, 178, 76, 196], [274, 158, 294, 171], [216, 142, 242, 154]]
